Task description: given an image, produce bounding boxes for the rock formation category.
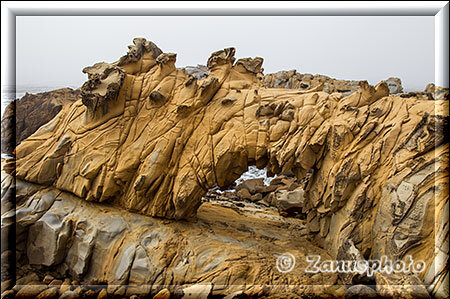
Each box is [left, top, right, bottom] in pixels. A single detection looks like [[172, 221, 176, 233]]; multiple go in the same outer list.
[[264, 70, 404, 95], [2, 38, 449, 298], [2, 176, 340, 298], [1, 88, 80, 155]]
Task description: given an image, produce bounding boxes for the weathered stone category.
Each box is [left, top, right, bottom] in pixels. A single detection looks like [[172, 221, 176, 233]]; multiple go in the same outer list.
[[59, 290, 78, 299], [97, 288, 108, 299], [1, 290, 15, 299], [346, 285, 377, 299], [113, 285, 127, 297], [27, 211, 73, 267], [275, 189, 304, 215], [153, 288, 171, 299], [1, 88, 79, 154], [4, 37, 449, 299], [235, 178, 265, 194], [184, 65, 209, 80], [182, 282, 213, 299], [255, 184, 277, 194], [425, 83, 449, 100], [15, 284, 47, 299], [15, 273, 40, 287], [5, 177, 338, 297], [375, 272, 431, 299], [42, 274, 54, 284], [48, 279, 62, 286], [58, 279, 72, 295], [1, 279, 12, 293], [236, 188, 252, 201], [36, 287, 59, 299]]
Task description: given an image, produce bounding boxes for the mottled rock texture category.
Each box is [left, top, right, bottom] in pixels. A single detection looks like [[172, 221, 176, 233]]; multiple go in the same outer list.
[[6, 38, 450, 298], [1, 88, 80, 155], [3, 176, 339, 297], [264, 70, 404, 96]]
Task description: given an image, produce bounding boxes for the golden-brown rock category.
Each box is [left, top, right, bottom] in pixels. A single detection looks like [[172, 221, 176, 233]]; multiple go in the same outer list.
[[12, 38, 449, 298]]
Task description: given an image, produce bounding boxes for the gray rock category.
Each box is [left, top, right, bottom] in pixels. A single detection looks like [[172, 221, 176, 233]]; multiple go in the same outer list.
[[184, 65, 210, 80], [235, 178, 264, 194], [66, 220, 96, 278], [385, 77, 403, 94], [346, 284, 377, 299], [27, 211, 73, 266], [275, 189, 304, 214], [110, 244, 137, 285]]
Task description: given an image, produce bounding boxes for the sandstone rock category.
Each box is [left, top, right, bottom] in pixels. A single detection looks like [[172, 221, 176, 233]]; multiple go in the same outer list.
[[27, 211, 73, 266], [59, 290, 78, 299], [236, 188, 252, 201], [346, 285, 377, 299], [42, 274, 54, 284], [385, 77, 403, 94], [48, 279, 62, 286], [84, 290, 96, 297], [275, 189, 304, 215], [58, 279, 72, 295], [182, 282, 213, 299], [375, 272, 431, 299], [73, 287, 84, 298], [1, 290, 14, 299], [1, 88, 79, 154], [15, 273, 40, 287], [255, 184, 277, 194], [264, 70, 402, 96], [36, 287, 59, 299], [223, 290, 244, 299], [425, 83, 449, 100], [153, 288, 171, 299], [1, 279, 12, 293], [250, 192, 263, 202], [6, 37, 449, 298], [113, 285, 127, 297], [15, 284, 47, 299], [4, 176, 337, 297], [97, 288, 107, 299], [184, 65, 210, 80], [235, 178, 265, 194]]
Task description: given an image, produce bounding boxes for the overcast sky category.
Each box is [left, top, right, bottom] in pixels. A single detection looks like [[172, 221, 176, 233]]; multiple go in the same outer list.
[[16, 16, 434, 91]]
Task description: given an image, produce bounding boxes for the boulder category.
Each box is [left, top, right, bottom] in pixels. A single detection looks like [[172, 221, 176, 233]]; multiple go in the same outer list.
[[275, 189, 305, 215], [15, 285, 48, 299], [235, 178, 265, 194], [36, 287, 59, 299], [236, 188, 252, 201], [346, 285, 378, 299]]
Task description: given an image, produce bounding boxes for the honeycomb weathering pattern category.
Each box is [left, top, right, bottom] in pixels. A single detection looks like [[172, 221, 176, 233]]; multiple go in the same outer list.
[[12, 38, 450, 295]]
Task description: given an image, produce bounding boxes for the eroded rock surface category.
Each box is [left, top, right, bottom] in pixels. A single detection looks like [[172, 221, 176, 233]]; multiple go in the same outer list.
[[3, 176, 340, 298], [1, 88, 80, 155], [7, 38, 450, 298], [264, 70, 404, 96]]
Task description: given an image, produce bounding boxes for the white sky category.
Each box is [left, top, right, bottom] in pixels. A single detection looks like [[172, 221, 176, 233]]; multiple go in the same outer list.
[[16, 16, 434, 91]]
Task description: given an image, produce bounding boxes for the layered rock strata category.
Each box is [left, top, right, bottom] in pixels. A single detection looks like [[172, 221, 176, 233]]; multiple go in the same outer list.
[[6, 38, 450, 298]]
